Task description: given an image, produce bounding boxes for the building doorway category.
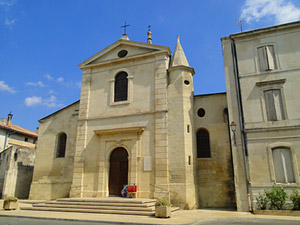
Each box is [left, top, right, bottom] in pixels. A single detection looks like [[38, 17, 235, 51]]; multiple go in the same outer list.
[[109, 147, 128, 196]]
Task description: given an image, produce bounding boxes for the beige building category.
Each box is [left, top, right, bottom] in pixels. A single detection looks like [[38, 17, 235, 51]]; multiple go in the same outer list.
[[0, 113, 37, 199], [222, 21, 300, 211], [29, 32, 234, 209], [0, 113, 37, 152]]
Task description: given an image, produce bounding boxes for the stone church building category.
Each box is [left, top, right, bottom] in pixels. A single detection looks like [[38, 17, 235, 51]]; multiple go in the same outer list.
[[29, 21, 300, 212], [29, 31, 235, 209]]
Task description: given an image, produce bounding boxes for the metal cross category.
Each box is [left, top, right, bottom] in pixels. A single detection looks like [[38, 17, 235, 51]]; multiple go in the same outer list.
[[121, 22, 130, 35], [148, 25, 151, 31]]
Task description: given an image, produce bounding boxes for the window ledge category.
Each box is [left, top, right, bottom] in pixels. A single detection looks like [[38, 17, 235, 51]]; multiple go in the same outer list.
[[110, 101, 130, 106], [256, 79, 286, 86]]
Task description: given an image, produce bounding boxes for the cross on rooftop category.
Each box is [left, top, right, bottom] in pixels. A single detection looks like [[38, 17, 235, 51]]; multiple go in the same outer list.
[[148, 25, 151, 31], [121, 22, 130, 35]]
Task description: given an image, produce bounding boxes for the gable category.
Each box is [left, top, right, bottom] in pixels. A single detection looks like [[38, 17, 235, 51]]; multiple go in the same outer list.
[[79, 39, 171, 68]]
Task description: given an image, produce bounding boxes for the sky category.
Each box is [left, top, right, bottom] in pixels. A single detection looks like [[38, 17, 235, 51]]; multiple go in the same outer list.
[[1, 0, 300, 132]]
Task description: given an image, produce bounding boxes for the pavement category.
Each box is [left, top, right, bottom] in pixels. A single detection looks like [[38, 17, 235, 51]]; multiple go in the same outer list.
[[0, 200, 300, 225]]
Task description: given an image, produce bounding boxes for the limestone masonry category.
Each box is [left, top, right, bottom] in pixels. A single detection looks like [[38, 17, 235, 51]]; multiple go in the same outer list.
[[29, 21, 300, 211]]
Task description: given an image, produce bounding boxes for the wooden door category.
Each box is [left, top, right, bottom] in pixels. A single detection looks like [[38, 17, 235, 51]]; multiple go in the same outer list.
[[109, 147, 128, 196]]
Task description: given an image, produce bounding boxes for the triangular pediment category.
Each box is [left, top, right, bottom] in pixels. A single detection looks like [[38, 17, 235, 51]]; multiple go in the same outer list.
[[79, 39, 171, 68]]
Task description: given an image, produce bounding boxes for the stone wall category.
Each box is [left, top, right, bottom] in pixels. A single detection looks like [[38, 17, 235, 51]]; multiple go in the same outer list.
[[194, 93, 236, 208]]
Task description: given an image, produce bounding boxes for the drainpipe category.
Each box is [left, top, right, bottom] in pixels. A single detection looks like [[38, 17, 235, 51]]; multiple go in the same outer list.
[[230, 38, 252, 211]]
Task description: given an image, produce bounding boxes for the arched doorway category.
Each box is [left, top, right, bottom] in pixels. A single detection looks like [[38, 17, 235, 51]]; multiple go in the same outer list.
[[109, 147, 128, 196]]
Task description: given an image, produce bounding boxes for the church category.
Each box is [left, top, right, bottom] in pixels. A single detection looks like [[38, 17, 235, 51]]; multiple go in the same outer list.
[[29, 29, 235, 210], [29, 21, 300, 212]]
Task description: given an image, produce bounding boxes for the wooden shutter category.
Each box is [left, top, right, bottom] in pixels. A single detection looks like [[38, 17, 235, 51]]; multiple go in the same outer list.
[[272, 148, 295, 183], [258, 45, 276, 71], [273, 90, 285, 120], [258, 46, 268, 71], [266, 45, 276, 70], [273, 148, 285, 183], [264, 90, 277, 121]]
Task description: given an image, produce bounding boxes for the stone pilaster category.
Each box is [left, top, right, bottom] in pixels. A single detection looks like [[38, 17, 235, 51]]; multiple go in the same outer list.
[[153, 55, 170, 200], [70, 69, 91, 197]]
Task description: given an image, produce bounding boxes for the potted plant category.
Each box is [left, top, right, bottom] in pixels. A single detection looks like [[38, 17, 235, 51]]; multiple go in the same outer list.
[[155, 199, 171, 218], [3, 196, 18, 210]]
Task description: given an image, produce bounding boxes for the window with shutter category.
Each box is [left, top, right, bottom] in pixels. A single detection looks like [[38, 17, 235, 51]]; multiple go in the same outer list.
[[264, 89, 285, 121], [258, 45, 277, 71], [114, 72, 128, 102], [196, 129, 211, 158], [272, 148, 295, 183], [56, 133, 67, 158]]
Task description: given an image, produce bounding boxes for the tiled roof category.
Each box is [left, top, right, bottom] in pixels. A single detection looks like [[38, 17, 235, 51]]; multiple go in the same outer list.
[[0, 123, 38, 138]]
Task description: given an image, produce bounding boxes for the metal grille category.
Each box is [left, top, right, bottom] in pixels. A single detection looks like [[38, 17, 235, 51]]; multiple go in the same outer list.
[[196, 129, 211, 158]]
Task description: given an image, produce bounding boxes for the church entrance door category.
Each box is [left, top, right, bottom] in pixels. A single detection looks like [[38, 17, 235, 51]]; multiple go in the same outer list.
[[109, 147, 128, 196]]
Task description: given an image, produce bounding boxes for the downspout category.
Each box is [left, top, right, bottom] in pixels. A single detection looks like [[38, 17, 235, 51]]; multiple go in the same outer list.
[[230, 38, 252, 211]]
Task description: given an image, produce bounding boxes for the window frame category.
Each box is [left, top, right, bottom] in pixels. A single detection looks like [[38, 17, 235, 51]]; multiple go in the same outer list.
[[196, 128, 211, 158], [267, 142, 299, 185], [257, 44, 278, 72], [55, 132, 67, 158], [256, 80, 287, 122], [109, 69, 133, 106]]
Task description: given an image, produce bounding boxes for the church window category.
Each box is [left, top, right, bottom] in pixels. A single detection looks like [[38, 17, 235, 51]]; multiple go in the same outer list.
[[114, 72, 128, 102], [272, 147, 295, 183], [196, 129, 211, 158], [264, 89, 285, 121], [56, 133, 67, 158], [118, 50, 128, 58], [197, 108, 205, 117], [184, 80, 190, 85], [258, 45, 277, 71]]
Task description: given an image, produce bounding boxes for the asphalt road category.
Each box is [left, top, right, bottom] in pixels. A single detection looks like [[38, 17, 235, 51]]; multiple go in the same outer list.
[[195, 217, 300, 225], [0, 216, 300, 225]]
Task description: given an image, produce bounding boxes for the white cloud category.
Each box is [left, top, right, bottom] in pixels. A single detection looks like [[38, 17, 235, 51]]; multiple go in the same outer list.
[[0, 0, 17, 8], [57, 77, 64, 83], [24, 96, 42, 106], [26, 81, 45, 87], [0, 80, 16, 94], [48, 90, 55, 94], [241, 0, 300, 24], [44, 73, 53, 80], [4, 17, 15, 26], [24, 95, 63, 108]]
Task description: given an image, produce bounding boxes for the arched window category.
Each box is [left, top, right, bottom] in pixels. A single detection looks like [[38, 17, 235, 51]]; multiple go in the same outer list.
[[56, 133, 67, 158], [272, 147, 295, 183], [196, 129, 211, 158], [114, 72, 128, 102]]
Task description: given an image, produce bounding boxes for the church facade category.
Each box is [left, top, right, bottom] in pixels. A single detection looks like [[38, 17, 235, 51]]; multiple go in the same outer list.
[[29, 32, 235, 209]]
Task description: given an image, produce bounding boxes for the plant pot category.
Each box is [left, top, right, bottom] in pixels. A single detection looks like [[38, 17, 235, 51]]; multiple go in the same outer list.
[[3, 200, 18, 210], [155, 205, 171, 218]]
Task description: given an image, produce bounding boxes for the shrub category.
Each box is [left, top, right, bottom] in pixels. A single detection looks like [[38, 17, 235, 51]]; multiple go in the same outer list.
[[4, 196, 18, 202], [256, 193, 269, 210], [155, 199, 171, 207], [290, 189, 300, 210], [265, 187, 287, 210]]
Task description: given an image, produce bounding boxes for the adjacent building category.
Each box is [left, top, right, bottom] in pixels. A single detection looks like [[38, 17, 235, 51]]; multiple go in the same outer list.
[[0, 114, 37, 198], [222, 21, 300, 211]]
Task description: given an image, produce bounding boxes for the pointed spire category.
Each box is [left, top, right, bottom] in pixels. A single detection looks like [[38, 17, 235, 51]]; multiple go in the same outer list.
[[171, 35, 189, 67]]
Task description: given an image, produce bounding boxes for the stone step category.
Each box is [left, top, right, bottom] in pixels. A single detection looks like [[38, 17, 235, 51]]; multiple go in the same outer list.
[[56, 197, 156, 204], [33, 203, 155, 211], [44, 201, 155, 207], [20, 206, 155, 216]]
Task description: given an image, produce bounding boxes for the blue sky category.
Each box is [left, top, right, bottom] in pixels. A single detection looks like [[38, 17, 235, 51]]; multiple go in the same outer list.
[[1, 0, 300, 131]]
